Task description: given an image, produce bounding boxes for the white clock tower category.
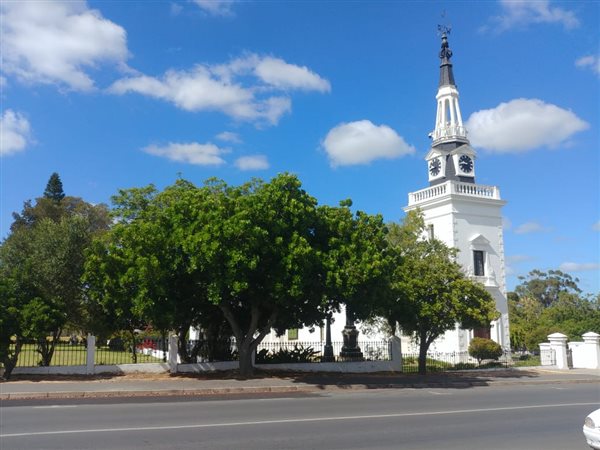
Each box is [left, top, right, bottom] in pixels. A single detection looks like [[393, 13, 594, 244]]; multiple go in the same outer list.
[[404, 30, 510, 352]]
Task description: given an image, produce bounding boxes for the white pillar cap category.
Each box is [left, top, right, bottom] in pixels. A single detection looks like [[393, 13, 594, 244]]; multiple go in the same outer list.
[[548, 332, 568, 342], [582, 332, 600, 342]]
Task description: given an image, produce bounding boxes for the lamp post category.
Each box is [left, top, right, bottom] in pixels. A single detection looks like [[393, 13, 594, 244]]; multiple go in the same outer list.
[[321, 313, 335, 362]]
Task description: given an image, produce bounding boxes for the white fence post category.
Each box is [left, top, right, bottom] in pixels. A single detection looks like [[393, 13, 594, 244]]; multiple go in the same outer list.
[[390, 337, 402, 371], [168, 335, 178, 374], [582, 332, 600, 369], [86, 334, 96, 375], [548, 333, 569, 370]]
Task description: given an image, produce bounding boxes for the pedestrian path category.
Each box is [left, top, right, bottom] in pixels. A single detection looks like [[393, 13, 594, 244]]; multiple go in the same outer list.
[[1, 367, 598, 401]]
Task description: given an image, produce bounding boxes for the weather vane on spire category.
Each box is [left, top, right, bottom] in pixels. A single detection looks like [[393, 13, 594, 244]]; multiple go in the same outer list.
[[437, 10, 452, 36], [437, 11, 453, 61]]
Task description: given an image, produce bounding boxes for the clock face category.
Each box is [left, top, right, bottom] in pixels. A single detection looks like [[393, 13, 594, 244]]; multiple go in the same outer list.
[[429, 158, 441, 176], [458, 155, 473, 173]]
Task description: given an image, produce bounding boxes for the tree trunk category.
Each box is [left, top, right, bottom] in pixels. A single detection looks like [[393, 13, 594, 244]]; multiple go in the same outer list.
[[2, 338, 22, 380], [238, 341, 254, 378], [177, 327, 193, 364], [38, 330, 59, 367], [418, 334, 429, 375]]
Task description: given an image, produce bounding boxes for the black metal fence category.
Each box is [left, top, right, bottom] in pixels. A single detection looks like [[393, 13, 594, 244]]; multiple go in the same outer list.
[[255, 341, 392, 364], [401, 350, 512, 373], [95, 337, 167, 365], [10, 336, 168, 368], [10, 340, 87, 367]]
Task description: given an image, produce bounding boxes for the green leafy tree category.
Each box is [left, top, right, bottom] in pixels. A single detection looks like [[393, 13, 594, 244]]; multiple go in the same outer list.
[[509, 270, 598, 350], [0, 276, 24, 379], [508, 293, 547, 351], [201, 174, 325, 377], [540, 292, 600, 340], [84, 180, 230, 363], [384, 211, 498, 374], [316, 200, 395, 349], [1, 178, 109, 369]]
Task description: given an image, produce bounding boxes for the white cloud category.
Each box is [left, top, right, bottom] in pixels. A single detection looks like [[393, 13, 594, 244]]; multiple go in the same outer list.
[[466, 99, 589, 153], [143, 142, 227, 166], [502, 216, 512, 231], [1, 109, 32, 156], [234, 155, 269, 171], [593, 221, 600, 232], [216, 131, 242, 144], [322, 120, 415, 167], [491, 0, 579, 32], [576, 55, 600, 77], [559, 262, 600, 273], [193, 0, 235, 17], [514, 221, 548, 234], [0, 1, 129, 91], [170, 2, 183, 16], [110, 54, 329, 126], [254, 57, 331, 93]]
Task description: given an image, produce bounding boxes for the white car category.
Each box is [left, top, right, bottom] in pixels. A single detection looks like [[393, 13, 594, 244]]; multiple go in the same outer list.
[[584, 409, 600, 449]]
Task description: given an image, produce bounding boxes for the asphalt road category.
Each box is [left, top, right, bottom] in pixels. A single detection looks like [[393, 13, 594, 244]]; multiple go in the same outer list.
[[2, 383, 598, 449]]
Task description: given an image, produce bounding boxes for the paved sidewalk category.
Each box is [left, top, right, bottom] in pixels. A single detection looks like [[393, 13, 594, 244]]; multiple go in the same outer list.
[[1, 367, 598, 401]]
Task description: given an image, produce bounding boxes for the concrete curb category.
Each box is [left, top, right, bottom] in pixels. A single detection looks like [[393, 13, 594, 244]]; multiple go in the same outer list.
[[0, 385, 316, 401]]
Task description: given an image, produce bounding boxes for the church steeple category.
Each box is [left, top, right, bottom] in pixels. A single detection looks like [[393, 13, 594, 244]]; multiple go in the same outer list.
[[426, 28, 476, 185], [431, 29, 468, 145]]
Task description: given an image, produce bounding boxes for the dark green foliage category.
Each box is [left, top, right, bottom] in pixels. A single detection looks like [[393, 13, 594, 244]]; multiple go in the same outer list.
[[44, 172, 65, 202], [468, 337, 503, 364], [256, 345, 320, 364]]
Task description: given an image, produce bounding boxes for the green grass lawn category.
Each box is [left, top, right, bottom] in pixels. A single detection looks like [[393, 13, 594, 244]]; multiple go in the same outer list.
[[12, 344, 164, 367]]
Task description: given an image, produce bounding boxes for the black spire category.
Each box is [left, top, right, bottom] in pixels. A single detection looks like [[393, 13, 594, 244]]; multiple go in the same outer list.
[[438, 28, 455, 87]]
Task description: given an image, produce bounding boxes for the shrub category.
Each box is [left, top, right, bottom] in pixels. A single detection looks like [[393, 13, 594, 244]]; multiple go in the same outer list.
[[256, 345, 319, 364], [468, 337, 503, 365]]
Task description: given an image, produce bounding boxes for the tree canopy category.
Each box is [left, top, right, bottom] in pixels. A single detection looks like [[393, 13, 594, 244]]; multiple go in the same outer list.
[[1, 175, 110, 377], [509, 271, 599, 351], [383, 211, 498, 374]]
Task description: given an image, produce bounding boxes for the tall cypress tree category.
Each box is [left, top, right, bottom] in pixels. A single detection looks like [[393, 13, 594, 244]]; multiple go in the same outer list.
[[44, 173, 65, 202]]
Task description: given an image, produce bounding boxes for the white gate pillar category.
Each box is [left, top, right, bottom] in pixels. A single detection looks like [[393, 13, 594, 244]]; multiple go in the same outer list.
[[86, 334, 96, 375], [168, 335, 179, 374], [582, 332, 600, 369], [390, 336, 402, 371], [548, 333, 569, 370]]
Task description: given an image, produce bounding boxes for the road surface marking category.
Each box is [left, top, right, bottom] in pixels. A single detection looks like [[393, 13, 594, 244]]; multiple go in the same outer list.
[[427, 391, 451, 395], [2, 402, 596, 438], [33, 405, 78, 409]]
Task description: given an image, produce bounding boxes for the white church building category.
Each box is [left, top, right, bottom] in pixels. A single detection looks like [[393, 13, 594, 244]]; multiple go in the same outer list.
[[263, 30, 510, 355]]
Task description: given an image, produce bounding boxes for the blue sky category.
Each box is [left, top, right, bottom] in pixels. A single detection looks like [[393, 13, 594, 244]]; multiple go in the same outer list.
[[1, 1, 598, 294]]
